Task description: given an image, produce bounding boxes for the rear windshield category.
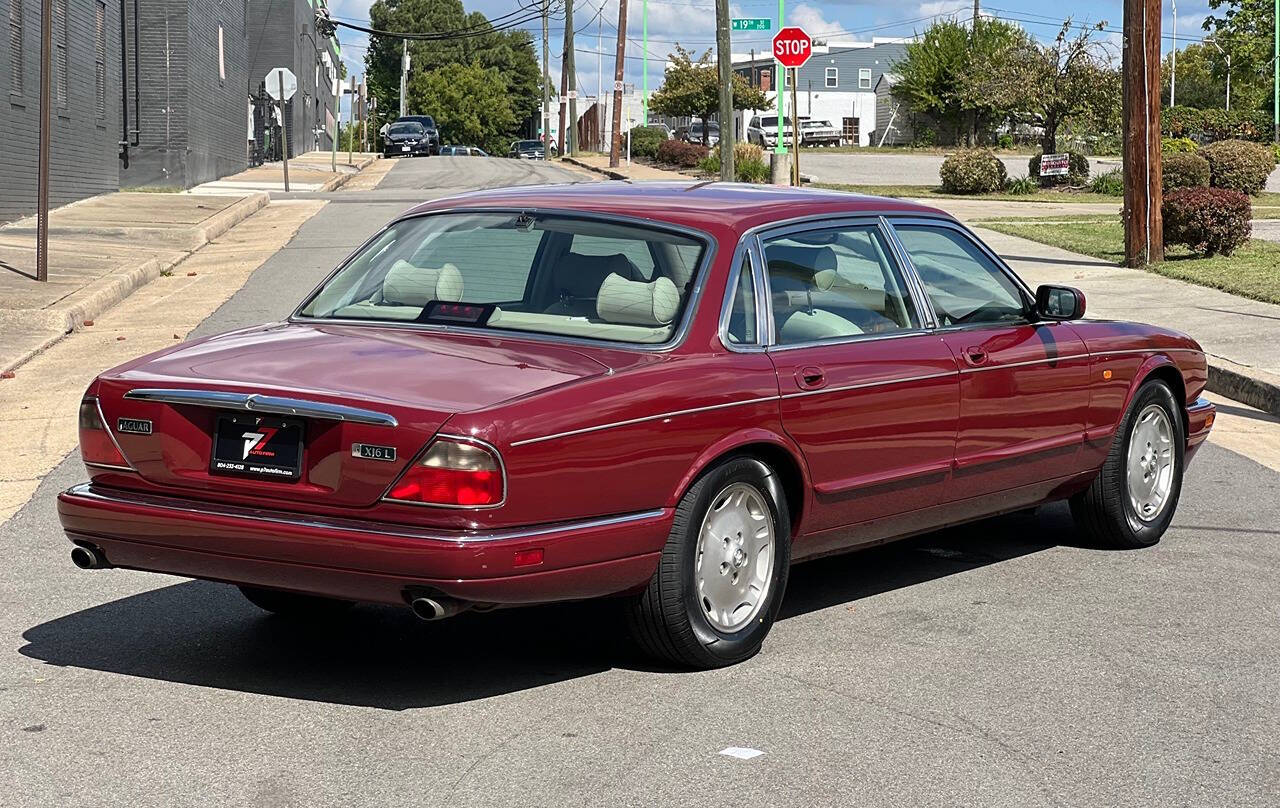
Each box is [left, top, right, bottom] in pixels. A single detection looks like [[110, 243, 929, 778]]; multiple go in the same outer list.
[[296, 212, 708, 345]]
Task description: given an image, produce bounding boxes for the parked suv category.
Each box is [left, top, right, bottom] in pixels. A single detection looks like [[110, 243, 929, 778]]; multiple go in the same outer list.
[[394, 115, 441, 154], [383, 121, 430, 157], [747, 115, 797, 149]]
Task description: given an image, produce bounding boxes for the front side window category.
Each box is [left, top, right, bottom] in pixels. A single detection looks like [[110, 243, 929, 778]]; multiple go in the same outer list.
[[297, 212, 707, 345], [893, 224, 1027, 327], [763, 224, 919, 345]]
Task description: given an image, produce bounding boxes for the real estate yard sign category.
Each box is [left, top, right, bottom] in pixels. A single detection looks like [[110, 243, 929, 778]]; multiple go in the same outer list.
[[1039, 153, 1071, 177]]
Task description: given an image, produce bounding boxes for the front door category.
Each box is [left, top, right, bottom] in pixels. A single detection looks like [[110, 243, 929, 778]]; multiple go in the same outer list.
[[760, 220, 959, 541], [890, 221, 1091, 500]]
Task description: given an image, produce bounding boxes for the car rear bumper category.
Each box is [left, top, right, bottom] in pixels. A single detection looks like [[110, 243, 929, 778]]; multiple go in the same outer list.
[[58, 483, 671, 606]]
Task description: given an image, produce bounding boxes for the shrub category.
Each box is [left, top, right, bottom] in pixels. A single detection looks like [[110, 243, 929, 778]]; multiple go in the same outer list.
[[1004, 175, 1037, 195], [939, 148, 1007, 194], [997, 134, 1014, 150], [1162, 136, 1198, 154], [1161, 152, 1210, 191], [1028, 149, 1090, 186], [1089, 169, 1124, 196], [627, 125, 666, 159], [734, 141, 764, 166], [1162, 106, 1204, 139], [697, 151, 771, 183], [1162, 187, 1252, 256], [1200, 139, 1276, 195], [696, 155, 719, 175], [656, 139, 708, 168]]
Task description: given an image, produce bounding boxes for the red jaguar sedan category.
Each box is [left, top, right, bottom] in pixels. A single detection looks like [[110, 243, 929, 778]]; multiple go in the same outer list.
[[59, 183, 1215, 668]]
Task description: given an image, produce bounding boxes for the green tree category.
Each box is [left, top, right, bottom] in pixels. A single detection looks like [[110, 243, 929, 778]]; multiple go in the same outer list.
[[365, 0, 541, 129], [413, 62, 517, 152], [972, 20, 1120, 153], [1202, 0, 1276, 111], [647, 46, 769, 146], [1163, 43, 1227, 109], [891, 18, 1031, 145]]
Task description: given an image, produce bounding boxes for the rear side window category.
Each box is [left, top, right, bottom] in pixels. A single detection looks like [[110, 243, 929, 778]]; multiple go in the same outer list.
[[763, 224, 920, 345], [724, 254, 758, 345]]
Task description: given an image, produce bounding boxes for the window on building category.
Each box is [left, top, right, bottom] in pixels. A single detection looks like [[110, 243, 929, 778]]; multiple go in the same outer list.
[[759, 69, 771, 92], [858, 68, 872, 89], [95, 0, 106, 117], [54, 0, 68, 106], [842, 117, 859, 145], [825, 67, 837, 88], [9, 0, 23, 96]]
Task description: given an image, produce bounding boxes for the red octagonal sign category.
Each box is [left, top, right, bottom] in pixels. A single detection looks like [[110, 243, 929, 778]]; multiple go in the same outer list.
[[772, 26, 812, 68]]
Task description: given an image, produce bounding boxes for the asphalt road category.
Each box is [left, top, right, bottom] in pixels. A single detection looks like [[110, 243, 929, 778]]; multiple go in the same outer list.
[[4, 156, 1279, 807]]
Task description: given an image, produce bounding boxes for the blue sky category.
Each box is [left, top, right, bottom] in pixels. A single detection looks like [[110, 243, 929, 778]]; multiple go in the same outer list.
[[329, 0, 1210, 108]]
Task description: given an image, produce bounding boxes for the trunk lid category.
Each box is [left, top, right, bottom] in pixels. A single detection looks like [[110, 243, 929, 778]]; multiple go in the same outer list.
[[94, 323, 609, 508]]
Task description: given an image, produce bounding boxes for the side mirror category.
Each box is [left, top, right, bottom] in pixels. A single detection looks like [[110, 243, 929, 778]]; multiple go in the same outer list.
[[1034, 285, 1086, 321]]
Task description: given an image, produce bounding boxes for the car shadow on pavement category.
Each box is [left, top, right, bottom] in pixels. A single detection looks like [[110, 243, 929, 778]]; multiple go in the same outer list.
[[18, 505, 1075, 709]]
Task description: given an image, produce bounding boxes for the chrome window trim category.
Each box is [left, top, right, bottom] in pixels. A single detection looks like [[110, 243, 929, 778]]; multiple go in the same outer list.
[[509, 395, 781, 447], [750, 214, 931, 350], [123, 389, 399, 427], [958, 353, 1091, 374], [717, 235, 769, 353], [381, 434, 509, 510], [779, 368, 958, 399], [288, 206, 718, 355], [62, 482, 667, 544]]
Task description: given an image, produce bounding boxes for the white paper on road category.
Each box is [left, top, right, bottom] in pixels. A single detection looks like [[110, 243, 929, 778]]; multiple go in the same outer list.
[[719, 747, 765, 760]]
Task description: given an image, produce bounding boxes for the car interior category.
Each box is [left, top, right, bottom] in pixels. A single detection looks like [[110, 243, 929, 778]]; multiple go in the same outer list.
[[299, 213, 705, 344]]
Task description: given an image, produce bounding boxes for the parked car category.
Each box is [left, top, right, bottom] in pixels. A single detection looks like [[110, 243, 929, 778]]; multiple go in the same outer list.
[[60, 184, 1215, 669], [394, 115, 441, 154], [675, 121, 720, 146], [382, 121, 430, 158], [747, 115, 797, 149], [509, 139, 546, 159], [439, 146, 488, 156], [800, 118, 841, 146]]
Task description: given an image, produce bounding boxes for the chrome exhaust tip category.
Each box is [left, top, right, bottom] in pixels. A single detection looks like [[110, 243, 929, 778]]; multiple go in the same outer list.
[[71, 544, 109, 570], [407, 592, 469, 621]]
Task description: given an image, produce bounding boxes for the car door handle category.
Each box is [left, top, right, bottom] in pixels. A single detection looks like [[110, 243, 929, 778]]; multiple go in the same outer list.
[[797, 366, 826, 389], [964, 347, 989, 366]]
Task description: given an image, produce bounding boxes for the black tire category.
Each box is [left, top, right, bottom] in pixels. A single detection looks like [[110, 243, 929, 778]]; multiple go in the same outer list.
[[238, 586, 353, 618], [627, 456, 791, 669], [1070, 379, 1185, 549]]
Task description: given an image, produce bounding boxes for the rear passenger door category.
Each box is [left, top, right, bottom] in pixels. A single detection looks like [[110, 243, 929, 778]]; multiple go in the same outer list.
[[760, 219, 959, 536]]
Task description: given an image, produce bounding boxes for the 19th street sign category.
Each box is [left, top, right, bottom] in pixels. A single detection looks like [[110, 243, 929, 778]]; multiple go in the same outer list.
[[731, 18, 771, 31], [772, 27, 812, 68]]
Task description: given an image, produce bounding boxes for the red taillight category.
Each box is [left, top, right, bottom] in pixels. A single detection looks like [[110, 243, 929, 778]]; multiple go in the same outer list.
[[386, 438, 504, 507], [78, 398, 130, 469]]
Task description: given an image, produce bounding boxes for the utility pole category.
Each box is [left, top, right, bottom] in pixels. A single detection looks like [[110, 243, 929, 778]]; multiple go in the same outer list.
[[609, 0, 629, 167], [35, 0, 53, 281], [1274, 0, 1278, 145], [348, 75, 355, 164], [566, 0, 576, 154], [399, 40, 408, 117], [542, 0, 550, 157], [1122, 0, 1163, 266], [715, 0, 733, 180], [642, 0, 648, 125], [598, 8, 603, 151], [1170, 0, 1176, 107], [558, 49, 568, 154], [279, 71, 292, 192]]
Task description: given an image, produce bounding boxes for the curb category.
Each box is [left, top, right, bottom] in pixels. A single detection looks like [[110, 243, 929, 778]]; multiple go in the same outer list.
[[562, 156, 629, 180], [1207, 357, 1280, 418], [0, 191, 270, 374]]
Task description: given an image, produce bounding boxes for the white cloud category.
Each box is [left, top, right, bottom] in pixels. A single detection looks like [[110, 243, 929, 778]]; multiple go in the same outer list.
[[790, 3, 845, 40]]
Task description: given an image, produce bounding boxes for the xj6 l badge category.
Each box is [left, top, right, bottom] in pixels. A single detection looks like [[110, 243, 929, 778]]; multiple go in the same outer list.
[[352, 443, 396, 462]]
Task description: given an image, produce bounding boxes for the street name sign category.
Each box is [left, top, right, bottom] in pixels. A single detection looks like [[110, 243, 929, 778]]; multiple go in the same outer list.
[[265, 67, 298, 101], [772, 27, 812, 68], [1039, 152, 1071, 176], [732, 18, 771, 31]]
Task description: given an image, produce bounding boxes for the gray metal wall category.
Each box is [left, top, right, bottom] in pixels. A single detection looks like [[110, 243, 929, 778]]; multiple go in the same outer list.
[[0, 0, 122, 223], [247, 0, 340, 156], [120, 0, 250, 188]]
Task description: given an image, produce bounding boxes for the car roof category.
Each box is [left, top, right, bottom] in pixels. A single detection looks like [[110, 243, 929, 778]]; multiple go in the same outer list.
[[400, 182, 951, 235]]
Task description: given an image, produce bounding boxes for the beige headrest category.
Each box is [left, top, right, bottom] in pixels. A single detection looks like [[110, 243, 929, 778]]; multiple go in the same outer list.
[[382, 260, 463, 306], [596, 273, 680, 326]]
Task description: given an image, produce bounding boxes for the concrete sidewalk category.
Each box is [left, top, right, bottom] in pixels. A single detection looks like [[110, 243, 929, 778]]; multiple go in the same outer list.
[[976, 227, 1280, 415], [189, 152, 381, 194], [0, 192, 266, 373], [562, 153, 688, 180]]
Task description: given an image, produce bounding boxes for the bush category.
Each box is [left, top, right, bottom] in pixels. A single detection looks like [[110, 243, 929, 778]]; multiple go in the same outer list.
[[997, 134, 1014, 150], [656, 139, 708, 168], [734, 141, 764, 166], [1089, 169, 1124, 196], [1161, 106, 1275, 144], [737, 158, 770, 183], [627, 125, 666, 159], [939, 148, 1007, 194], [1200, 139, 1276, 195], [1004, 175, 1037, 195], [1161, 152, 1211, 191], [1028, 149, 1090, 186], [1162, 136, 1198, 154], [1163, 187, 1252, 256], [696, 151, 771, 183], [1162, 106, 1204, 139]]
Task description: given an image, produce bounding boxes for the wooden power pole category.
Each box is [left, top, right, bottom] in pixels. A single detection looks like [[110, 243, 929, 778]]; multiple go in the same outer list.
[[542, 0, 550, 157], [715, 0, 733, 180], [1122, 0, 1164, 266], [609, 0, 628, 167], [565, 0, 576, 154]]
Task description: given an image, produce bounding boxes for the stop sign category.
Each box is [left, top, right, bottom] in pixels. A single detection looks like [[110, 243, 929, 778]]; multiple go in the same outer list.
[[772, 27, 812, 68]]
